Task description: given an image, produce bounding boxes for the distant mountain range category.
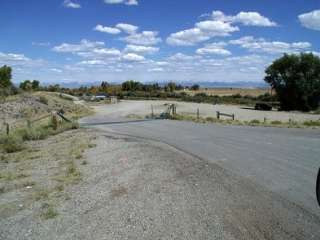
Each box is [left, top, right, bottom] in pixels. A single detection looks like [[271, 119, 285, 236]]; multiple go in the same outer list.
[[41, 81, 269, 89]]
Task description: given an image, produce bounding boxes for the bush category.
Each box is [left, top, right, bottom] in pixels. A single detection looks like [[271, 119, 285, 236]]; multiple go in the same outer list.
[[39, 96, 48, 105], [303, 120, 320, 127], [18, 126, 51, 141], [250, 119, 261, 124], [0, 135, 24, 153]]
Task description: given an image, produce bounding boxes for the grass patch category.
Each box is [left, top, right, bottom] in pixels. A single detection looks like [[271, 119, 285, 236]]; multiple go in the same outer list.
[[303, 120, 320, 127], [249, 119, 261, 125], [0, 172, 28, 181], [33, 189, 50, 201], [40, 204, 58, 220], [0, 135, 24, 153]]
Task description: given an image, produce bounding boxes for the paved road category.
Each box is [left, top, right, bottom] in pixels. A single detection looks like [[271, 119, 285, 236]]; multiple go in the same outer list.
[[80, 101, 320, 217]]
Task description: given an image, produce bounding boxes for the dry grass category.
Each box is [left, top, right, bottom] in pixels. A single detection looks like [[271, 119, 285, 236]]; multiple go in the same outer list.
[[178, 88, 270, 97]]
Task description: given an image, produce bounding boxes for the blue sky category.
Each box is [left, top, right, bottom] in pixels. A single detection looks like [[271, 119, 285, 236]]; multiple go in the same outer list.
[[1, 0, 320, 84]]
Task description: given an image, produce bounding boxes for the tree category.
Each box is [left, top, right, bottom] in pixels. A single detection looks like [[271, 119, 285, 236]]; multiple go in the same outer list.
[[165, 82, 176, 92], [264, 53, 320, 111], [122, 80, 142, 91], [20, 80, 33, 91], [0, 65, 13, 103], [190, 84, 200, 91], [0, 65, 12, 88]]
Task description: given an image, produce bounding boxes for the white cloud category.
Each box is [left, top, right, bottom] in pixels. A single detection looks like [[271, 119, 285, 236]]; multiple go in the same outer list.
[[168, 53, 199, 62], [212, 10, 277, 27], [298, 10, 320, 31], [52, 39, 105, 53], [167, 20, 238, 46], [148, 67, 164, 72], [124, 45, 159, 55], [63, 0, 81, 9], [94, 24, 121, 34], [0, 52, 30, 62], [122, 53, 145, 62], [104, 0, 138, 6], [196, 42, 231, 56], [32, 42, 51, 47], [115, 23, 138, 34], [123, 31, 161, 46], [230, 36, 311, 54]]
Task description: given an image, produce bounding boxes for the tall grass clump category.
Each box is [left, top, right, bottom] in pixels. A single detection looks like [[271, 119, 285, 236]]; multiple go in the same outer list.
[[0, 134, 24, 153]]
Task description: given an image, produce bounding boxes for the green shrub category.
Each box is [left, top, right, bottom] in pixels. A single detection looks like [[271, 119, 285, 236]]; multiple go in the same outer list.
[[0, 135, 24, 153], [39, 96, 48, 105], [303, 120, 320, 127], [270, 120, 282, 125], [250, 119, 261, 124], [18, 126, 51, 141]]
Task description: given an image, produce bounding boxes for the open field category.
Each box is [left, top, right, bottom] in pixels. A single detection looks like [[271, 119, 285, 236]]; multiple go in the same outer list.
[[177, 88, 270, 97]]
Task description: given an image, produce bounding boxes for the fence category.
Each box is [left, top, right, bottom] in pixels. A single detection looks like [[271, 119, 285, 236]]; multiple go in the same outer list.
[[216, 111, 235, 120]]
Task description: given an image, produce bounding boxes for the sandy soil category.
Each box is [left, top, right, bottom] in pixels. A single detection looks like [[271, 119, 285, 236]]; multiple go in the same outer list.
[[92, 100, 320, 122]]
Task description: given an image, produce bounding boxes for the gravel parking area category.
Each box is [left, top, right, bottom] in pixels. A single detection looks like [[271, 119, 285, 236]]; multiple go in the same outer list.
[[92, 100, 320, 122]]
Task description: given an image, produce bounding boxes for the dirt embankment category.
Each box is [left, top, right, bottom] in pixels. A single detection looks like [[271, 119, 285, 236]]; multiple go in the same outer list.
[[0, 92, 91, 128]]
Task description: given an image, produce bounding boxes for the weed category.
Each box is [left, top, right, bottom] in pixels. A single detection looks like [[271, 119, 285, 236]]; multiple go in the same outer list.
[[88, 143, 97, 148], [249, 119, 261, 124], [0, 135, 24, 153], [39, 96, 48, 105], [270, 120, 283, 125], [81, 160, 88, 165], [33, 189, 50, 201], [40, 204, 58, 220], [303, 120, 320, 127]]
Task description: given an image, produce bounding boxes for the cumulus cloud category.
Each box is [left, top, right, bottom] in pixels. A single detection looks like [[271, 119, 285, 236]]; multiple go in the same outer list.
[[115, 23, 138, 34], [167, 10, 276, 46], [212, 10, 277, 27], [0, 52, 31, 62], [104, 0, 138, 6], [63, 0, 81, 9], [196, 42, 231, 56], [122, 53, 145, 62], [229, 36, 311, 54], [52, 39, 105, 53], [94, 24, 121, 34], [167, 21, 238, 46], [123, 31, 161, 46], [298, 10, 320, 31], [124, 45, 159, 55]]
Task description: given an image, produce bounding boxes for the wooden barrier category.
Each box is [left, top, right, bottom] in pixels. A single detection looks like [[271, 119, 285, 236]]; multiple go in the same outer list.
[[216, 111, 235, 120]]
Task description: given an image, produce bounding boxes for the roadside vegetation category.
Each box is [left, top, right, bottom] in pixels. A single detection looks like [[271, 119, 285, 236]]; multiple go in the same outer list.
[[166, 113, 320, 129]]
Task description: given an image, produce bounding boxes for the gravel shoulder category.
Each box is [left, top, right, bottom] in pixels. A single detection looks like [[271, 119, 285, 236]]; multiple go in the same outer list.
[[1, 128, 319, 240]]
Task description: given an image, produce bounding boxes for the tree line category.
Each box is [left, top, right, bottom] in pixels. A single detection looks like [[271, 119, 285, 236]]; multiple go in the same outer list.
[[1, 52, 320, 111]]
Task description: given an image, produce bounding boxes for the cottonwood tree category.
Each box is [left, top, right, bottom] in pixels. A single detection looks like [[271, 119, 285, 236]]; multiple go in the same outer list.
[[264, 53, 320, 111], [0, 65, 13, 104]]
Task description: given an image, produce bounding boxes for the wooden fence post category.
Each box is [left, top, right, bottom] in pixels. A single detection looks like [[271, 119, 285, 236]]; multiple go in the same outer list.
[[197, 108, 200, 120], [151, 105, 154, 118], [216, 111, 220, 119], [232, 114, 235, 121], [6, 123, 9, 136]]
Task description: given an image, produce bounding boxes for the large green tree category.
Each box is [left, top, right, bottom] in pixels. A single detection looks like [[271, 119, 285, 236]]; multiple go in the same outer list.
[[264, 53, 320, 111], [0, 65, 12, 88]]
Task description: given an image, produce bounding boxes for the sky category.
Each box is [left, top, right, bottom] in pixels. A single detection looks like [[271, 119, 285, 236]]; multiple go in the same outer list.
[[1, 0, 320, 85]]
